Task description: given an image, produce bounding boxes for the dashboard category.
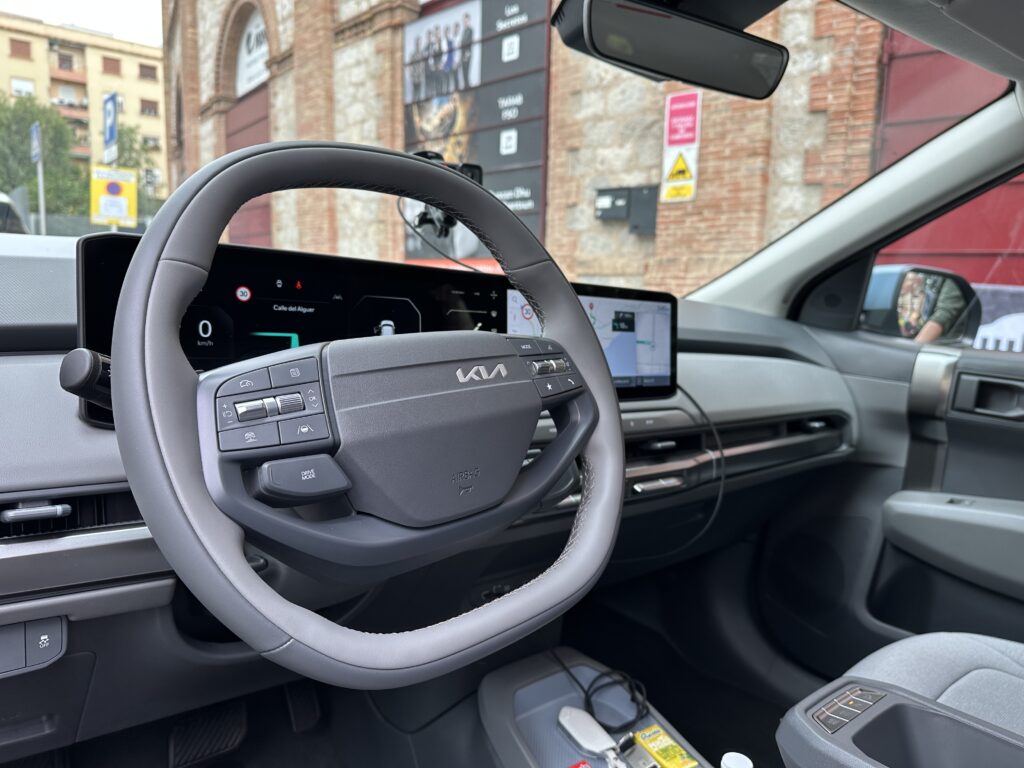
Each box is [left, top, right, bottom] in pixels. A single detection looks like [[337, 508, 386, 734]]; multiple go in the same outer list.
[[78, 234, 676, 424]]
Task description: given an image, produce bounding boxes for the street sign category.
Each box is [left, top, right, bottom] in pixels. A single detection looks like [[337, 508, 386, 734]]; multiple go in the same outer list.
[[30, 121, 45, 234], [102, 93, 118, 165], [90, 165, 137, 228], [660, 91, 702, 203], [29, 122, 41, 163]]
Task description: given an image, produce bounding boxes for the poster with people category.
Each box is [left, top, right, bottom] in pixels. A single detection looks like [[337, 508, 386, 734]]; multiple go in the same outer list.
[[402, 0, 550, 264], [404, 1, 482, 104]]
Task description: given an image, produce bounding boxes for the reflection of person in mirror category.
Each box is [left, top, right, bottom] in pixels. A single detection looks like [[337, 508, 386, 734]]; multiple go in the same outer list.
[[459, 13, 474, 90], [914, 278, 967, 343], [897, 272, 926, 338]]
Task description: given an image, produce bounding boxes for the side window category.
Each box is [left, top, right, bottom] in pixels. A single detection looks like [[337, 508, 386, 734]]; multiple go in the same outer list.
[[862, 174, 1024, 351]]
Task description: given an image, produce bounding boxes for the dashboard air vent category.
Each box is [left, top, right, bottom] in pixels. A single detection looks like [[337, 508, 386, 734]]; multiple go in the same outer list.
[[0, 491, 142, 541]]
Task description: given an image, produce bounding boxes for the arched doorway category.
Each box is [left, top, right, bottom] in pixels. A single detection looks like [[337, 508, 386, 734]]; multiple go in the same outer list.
[[225, 6, 271, 246]]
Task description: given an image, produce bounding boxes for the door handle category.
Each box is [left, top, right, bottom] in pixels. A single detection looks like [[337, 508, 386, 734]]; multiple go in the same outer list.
[[952, 374, 1024, 420]]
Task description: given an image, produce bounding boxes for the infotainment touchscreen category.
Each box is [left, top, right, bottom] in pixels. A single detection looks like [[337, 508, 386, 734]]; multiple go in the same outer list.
[[507, 288, 675, 396], [78, 234, 677, 425]]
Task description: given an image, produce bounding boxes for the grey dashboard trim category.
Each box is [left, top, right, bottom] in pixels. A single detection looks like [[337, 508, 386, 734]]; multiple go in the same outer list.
[[0, 526, 168, 598], [678, 299, 835, 368], [676, 352, 859, 441], [0, 234, 78, 352], [884, 490, 1024, 602], [0, 578, 175, 625], [842, 375, 909, 468], [0, 355, 125, 495]]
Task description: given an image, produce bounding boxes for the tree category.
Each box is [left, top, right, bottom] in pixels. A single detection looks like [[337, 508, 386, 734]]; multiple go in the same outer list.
[[0, 96, 88, 215], [115, 124, 165, 218]]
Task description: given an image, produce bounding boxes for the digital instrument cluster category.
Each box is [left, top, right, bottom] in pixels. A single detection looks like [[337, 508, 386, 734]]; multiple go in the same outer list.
[[78, 235, 677, 423]]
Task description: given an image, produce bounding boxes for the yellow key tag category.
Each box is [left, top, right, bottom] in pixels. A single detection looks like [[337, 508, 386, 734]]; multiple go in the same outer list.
[[633, 725, 699, 768]]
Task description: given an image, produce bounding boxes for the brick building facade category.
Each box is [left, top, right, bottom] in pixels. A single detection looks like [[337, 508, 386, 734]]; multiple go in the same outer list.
[[162, 0, 996, 294]]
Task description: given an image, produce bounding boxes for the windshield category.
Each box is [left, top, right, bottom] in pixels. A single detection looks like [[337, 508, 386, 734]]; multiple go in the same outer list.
[[0, 0, 1008, 295]]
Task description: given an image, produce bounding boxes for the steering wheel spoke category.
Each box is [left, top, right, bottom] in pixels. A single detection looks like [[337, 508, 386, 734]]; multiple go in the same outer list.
[[195, 332, 596, 581]]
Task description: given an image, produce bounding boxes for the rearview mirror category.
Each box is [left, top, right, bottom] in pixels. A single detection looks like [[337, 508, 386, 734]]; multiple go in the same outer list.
[[551, 0, 789, 99], [861, 265, 980, 345]]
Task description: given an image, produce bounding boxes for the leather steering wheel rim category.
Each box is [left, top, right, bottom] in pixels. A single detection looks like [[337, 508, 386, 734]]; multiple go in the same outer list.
[[111, 142, 625, 689]]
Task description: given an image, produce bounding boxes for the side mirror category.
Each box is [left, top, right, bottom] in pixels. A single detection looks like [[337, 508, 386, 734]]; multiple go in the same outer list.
[[861, 265, 980, 344], [551, 0, 789, 99]]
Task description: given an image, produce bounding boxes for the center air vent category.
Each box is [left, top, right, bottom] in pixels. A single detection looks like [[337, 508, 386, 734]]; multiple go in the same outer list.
[[0, 492, 142, 540]]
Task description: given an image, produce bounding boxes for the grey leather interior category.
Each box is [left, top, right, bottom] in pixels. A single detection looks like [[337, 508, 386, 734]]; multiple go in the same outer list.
[[849, 632, 1024, 738]]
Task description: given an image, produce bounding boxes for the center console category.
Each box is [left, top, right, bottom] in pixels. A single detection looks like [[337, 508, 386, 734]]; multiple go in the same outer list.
[[777, 677, 1024, 767], [480, 648, 712, 768]]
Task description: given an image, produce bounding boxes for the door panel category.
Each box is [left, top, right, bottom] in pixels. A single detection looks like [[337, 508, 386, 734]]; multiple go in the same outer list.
[[759, 337, 1024, 680]]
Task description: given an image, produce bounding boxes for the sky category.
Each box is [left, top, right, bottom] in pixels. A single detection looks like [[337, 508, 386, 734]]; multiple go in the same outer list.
[[0, 0, 163, 47]]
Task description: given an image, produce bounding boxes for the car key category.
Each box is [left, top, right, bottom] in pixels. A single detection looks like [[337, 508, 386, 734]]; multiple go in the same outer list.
[[558, 706, 629, 768]]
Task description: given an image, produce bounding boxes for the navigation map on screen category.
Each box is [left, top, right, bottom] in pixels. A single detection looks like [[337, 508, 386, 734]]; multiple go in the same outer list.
[[506, 289, 674, 389]]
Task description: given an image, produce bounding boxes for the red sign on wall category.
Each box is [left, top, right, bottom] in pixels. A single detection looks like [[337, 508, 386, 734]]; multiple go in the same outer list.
[[665, 91, 701, 146], [661, 91, 702, 203]]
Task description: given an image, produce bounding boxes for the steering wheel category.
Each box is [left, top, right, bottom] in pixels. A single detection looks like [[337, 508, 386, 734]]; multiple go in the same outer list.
[[111, 142, 625, 689]]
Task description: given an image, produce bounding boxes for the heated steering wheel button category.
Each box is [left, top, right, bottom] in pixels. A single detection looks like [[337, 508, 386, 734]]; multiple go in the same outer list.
[[536, 338, 563, 355], [269, 358, 319, 387], [257, 455, 351, 505], [218, 368, 271, 397], [279, 414, 329, 444], [534, 377, 562, 398], [219, 422, 280, 451]]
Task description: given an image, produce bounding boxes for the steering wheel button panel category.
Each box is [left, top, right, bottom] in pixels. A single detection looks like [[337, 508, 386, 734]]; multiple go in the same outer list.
[[235, 399, 269, 422], [218, 368, 272, 397], [558, 373, 583, 391], [256, 454, 351, 506], [508, 337, 541, 355], [276, 392, 305, 414], [279, 413, 330, 445], [219, 422, 280, 451], [535, 377, 563, 398], [269, 358, 320, 387], [301, 384, 324, 412]]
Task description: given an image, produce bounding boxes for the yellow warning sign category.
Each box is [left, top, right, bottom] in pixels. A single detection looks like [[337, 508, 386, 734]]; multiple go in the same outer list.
[[663, 184, 694, 201], [666, 153, 693, 182], [90, 165, 138, 228]]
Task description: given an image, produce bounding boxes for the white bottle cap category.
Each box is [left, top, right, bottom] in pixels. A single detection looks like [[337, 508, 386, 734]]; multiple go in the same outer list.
[[721, 752, 754, 768]]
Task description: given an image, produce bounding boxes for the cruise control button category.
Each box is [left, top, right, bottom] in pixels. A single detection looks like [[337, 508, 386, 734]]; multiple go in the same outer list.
[[235, 399, 268, 422], [219, 422, 280, 451], [279, 414, 329, 444], [216, 397, 239, 430], [269, 358, 319, 387], [256, 455, 351, 505], [218, 368, 271, 398], [558, 373, 583, 391], [509, 338, 541, 355], [534, 377, 562, 398], [25, 617, 62, 667]]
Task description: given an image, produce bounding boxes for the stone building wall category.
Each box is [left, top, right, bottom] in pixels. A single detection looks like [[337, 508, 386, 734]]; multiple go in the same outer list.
[[166, 0, 886, 293]]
